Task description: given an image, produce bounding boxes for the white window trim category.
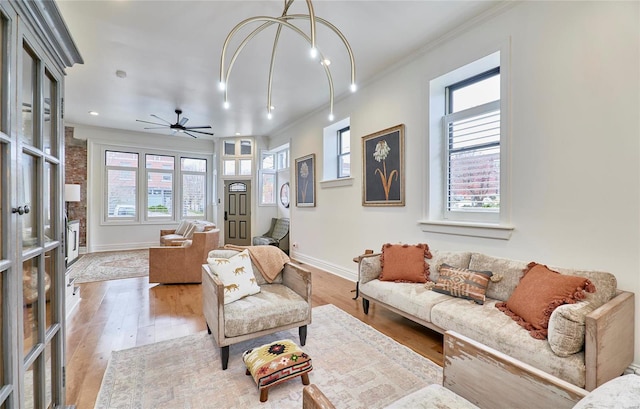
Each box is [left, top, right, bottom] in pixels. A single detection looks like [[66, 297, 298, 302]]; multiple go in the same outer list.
[[422, 44, 514, 240], [322, 117, 351, 184]]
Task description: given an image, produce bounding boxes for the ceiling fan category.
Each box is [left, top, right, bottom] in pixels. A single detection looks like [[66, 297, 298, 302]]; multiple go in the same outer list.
[[136, 109, 214, 138]]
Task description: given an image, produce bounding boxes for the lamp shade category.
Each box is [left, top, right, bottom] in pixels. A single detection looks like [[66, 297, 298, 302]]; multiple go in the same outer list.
[[64, 184, 81, 202]]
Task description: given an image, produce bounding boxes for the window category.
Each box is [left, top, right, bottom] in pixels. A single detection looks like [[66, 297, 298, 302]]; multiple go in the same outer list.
[[323, 117, 351, 182], [146, 155, 174, 218], [425, 50, 512, 238], [445, 68, 500, 217], [337, 127, 350, 178], [181, 158, 206, 217], [259, 147, 289, 206], [222, 138, 253, 176], [106, 151, 138, 218], [104, 149, 209, 222]]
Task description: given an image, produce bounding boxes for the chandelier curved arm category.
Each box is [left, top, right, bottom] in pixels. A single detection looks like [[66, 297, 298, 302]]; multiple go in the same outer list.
[[267, 23, 285, 116], [285, 14, 356, 89], [221, 16, 335, 118]]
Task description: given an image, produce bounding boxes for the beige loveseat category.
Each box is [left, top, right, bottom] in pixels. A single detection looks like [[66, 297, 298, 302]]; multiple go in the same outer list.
[[303, 331, 640, 409], [357, 250, 635, 390]]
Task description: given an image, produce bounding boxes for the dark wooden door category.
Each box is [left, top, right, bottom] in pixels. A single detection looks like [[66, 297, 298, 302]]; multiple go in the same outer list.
[[224, 180, 251, 245]]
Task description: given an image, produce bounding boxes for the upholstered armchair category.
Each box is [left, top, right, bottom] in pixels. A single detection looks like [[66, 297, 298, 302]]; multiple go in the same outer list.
[[202, 248, 311, 370], [252, 217, 290, 253], [149, 228, 220, 283]]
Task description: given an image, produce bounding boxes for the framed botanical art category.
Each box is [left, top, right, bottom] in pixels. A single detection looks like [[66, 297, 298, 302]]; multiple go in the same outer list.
[[362, 124, 405, 206], [295, 154, 316, 207]]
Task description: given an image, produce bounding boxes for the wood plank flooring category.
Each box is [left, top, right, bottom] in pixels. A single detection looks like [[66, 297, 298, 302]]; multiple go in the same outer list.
[[65, 260, 443, 408]]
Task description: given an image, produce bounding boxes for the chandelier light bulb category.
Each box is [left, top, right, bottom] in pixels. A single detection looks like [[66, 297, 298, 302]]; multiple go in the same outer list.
[[219, 81, 226, 91], [328, 113, 334, 121], [267, 112, 273, 120], [310, 47, 318, 59], [350, 83, 357, 92], [223, 101, 230, 109]]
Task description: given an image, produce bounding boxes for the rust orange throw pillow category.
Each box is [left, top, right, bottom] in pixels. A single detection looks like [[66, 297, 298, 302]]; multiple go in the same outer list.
[[496, 262, 596, 339], [379, 243, 432, 283]]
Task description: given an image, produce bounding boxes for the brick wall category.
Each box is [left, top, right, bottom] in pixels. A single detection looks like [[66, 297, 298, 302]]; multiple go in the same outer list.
[[65, 126, 87, 247]]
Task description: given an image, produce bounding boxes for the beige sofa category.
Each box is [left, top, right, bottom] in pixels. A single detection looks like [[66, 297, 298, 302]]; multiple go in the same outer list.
[[303, 331, 640, 409], [357, 250, 635, 390]]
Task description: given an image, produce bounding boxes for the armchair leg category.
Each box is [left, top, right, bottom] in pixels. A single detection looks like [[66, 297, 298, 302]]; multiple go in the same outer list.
[[299, 325, 307, 346], [207, 324, 211, 335], [221, 346, 229, 370], [363, 298, 370, 314]]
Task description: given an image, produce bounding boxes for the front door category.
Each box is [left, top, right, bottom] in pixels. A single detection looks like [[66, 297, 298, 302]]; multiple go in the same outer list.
[[224, 180, 251, 245]]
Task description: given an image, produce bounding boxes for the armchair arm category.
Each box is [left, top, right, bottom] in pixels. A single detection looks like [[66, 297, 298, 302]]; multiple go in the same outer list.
[[160, 229, 177, 237], [358, 253, 382, 285], [202, 264, 226, 345], [282, 262, 311, 302]]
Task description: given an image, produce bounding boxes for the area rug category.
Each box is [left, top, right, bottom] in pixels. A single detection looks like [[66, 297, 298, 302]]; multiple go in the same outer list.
[[95, 304, 443, 409], [67, 249, 148, 283]]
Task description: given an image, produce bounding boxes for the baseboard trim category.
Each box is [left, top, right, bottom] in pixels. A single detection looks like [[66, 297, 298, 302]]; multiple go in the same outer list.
[[88, 242, 154, 253], [626, 363, 640, 375], [290, 251, 357, 282]]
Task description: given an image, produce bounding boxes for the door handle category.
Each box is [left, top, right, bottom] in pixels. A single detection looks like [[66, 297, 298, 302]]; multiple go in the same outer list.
[[23, 205, 30, 214], [224, 211, 228, 221], [12, 206, 24, 215]]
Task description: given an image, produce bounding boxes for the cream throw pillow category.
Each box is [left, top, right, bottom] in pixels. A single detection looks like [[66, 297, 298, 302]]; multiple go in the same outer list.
[[207, 249, 261, 304], [175, 220, 190, 235], [183, 222, 197, 239]]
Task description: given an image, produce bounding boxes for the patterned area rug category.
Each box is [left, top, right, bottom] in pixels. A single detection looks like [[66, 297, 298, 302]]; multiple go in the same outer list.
[[95, 304, 443, 409], [68, 250, 148, 283]]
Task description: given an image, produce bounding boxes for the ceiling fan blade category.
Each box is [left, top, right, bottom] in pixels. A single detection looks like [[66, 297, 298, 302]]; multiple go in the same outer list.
[[186, 129, 215, 136], [143, 126, 170, 130], [183, 131, 198, 139], [179, 117, 189, 126], [150, 114, 173, 125], [184, 125, 212, 130], [136, 119, 167, 126]]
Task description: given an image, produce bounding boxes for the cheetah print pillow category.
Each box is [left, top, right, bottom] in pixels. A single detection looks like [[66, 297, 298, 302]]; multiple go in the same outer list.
[[207, 249, 261, 304]]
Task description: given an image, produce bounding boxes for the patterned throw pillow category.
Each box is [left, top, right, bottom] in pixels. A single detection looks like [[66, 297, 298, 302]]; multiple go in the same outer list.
[[379, 243, 432, 283], [431, 264, 493, 304], [496, 262, 596, 340], [207, 249, 261, 304], [183, 222, 197, 239]]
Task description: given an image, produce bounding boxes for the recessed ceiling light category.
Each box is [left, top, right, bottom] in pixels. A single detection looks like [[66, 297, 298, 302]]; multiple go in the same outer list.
[[88, 111, 99, 116], [235, 132, 241, 136], [115, 70, 127, 78]]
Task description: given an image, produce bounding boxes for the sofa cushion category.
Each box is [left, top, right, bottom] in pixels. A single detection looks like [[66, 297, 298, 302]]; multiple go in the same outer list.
[[551, 266, 617, 308], [207, 249, 261, 304], [573, 374, 640, 409], [160, 234, 188, 246], [430, 297, 586, 388], [175, 219, 190, 235], [432, 264, 493, 305], [224, 284, 309, 337], [496, 263, 595, 339], [426, 250, 472, 282], [548, 301, 596, 357], [380, 243, 432, 283], [360, 280, 453, 324], [469, 253, 530, 302], [386, 384, 479, 409]]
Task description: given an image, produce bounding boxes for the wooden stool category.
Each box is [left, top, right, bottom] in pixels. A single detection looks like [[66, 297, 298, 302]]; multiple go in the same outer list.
[[243, 339, 312, 402]]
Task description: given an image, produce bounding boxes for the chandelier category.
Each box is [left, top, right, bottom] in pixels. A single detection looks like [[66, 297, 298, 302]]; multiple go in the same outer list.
[[218, 0, 356, 122]]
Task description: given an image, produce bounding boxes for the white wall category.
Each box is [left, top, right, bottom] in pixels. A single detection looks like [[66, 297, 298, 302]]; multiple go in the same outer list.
[[71, 124, 216, 252], [270, 2, 640, 366]]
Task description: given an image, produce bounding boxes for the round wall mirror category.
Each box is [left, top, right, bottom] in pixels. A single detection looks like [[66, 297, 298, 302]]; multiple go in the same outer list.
[[280, 182, 290, 208]]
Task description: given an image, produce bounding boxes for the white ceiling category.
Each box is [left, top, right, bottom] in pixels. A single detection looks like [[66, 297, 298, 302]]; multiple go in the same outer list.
[[56, 0, 500, 140]]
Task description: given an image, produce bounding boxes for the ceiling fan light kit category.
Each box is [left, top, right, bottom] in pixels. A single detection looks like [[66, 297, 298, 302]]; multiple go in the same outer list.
[[136, 109, 214, 139], [219, 0, 356, 122]]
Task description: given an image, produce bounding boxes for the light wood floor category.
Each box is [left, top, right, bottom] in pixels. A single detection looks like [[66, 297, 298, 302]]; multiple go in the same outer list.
[[65, 259, 443, 408]]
